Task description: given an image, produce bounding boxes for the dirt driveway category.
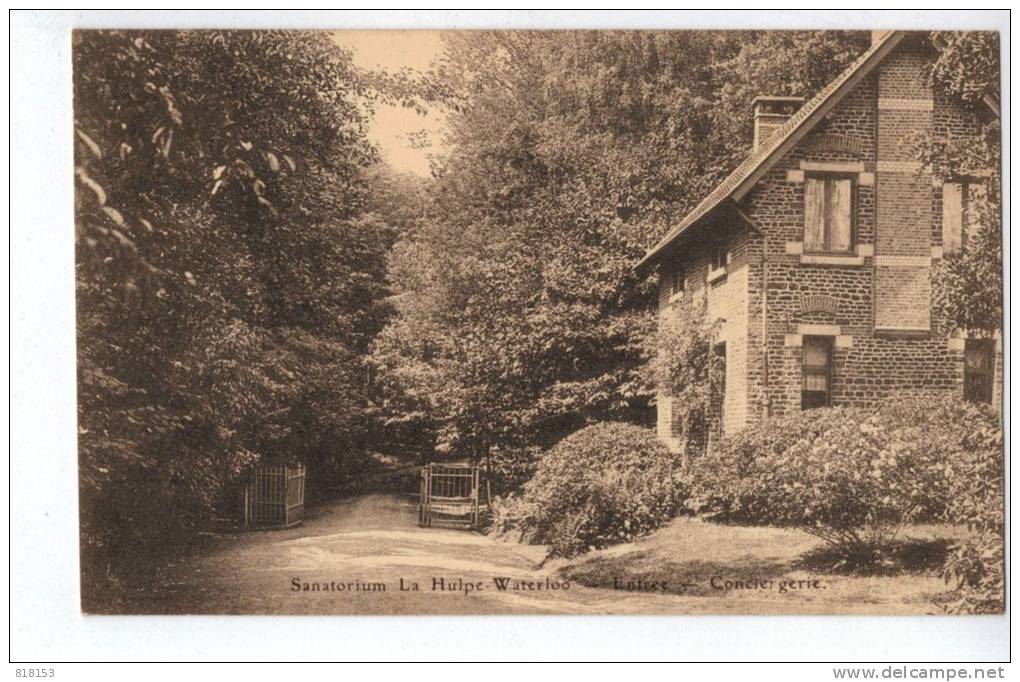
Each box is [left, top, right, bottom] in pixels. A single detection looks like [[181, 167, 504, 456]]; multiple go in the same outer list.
[[119, 494, 695, 615]]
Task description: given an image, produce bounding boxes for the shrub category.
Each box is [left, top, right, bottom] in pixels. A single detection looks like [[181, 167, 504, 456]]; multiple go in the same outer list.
[[490, 422, 687, 558], [486, 444, 542, 496], [690, 396, 997, 568], [938, 417, 1004, 613]]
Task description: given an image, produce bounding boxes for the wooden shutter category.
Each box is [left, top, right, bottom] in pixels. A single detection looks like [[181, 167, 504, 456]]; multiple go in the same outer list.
[[804, 177, 826, 251], [942, 182, 963, 255], [829, 178, 852, 252]]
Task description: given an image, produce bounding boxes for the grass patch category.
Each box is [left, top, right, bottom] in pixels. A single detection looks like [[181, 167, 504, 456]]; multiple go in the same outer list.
[[797, 538, 953, 576], [557, 517, 965, 612]]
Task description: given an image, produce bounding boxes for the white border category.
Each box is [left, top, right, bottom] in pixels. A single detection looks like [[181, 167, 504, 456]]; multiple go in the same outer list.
[[9, 9, 1011, 664]]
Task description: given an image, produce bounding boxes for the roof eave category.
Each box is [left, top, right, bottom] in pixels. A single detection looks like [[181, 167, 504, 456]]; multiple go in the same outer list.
[[634, 204, 719, 271], [635, 199, 758, 271]]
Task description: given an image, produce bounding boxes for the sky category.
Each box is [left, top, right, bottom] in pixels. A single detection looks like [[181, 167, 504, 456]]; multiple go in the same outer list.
[[332, 30, 449, 177]]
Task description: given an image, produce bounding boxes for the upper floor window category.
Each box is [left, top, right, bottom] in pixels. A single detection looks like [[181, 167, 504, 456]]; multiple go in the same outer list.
[[963, 338, 995, 404], [669, 265, 687, 297], [804, 174, 854, 253], [942, 179, 988, 256], [710, 243, 731, 271], [707, 242, 731, 285]]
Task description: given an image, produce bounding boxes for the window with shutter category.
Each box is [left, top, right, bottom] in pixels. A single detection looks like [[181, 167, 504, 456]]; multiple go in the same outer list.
[[942, 182, 963, 255], [804, 177, 826, 251], [804, 174, 855, 253], [942, 179, 988, 255], [829, 178, 852, 251]]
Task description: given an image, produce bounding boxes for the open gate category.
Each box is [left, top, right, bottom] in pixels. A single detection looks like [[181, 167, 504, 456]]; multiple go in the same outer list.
[[243, 465, 306, 529], [419, 463, 490, 529]]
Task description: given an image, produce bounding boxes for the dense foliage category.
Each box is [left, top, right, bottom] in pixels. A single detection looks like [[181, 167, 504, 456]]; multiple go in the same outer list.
[[923, 32, 1003, 610], [938, 417, 1004, 613], [928, 31, 1000, 106], [372, 30, 868, 467], [924, 120, 1002, 336], [490, 423, 686, 558], [74, 31, 429, 578], [689, 397, 1000, 568], [645, 294, 723, 460]]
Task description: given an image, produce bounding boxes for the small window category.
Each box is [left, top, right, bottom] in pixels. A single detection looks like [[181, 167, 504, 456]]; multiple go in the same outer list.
[[801, 336, 832, 410], [942, 179, 988, 255], [710, 243, 730, 271], [963, 338, 994, 404], [804, 174, 854, 253], [670, 265, 686, 297]]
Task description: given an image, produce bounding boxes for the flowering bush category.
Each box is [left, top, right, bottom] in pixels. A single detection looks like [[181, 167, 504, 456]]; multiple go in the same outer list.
[[490, 423, 687, 558], [938, 418, 1004, 613], [690, 396, 997, 568]]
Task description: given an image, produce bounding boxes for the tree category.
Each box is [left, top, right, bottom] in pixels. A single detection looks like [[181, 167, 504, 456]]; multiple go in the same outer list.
[[74, 31, 425, 589], [928, 31, 1000, 106]]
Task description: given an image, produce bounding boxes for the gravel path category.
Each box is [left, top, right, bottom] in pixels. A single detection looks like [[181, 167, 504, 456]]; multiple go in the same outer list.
[[117, 494, 694, 615]]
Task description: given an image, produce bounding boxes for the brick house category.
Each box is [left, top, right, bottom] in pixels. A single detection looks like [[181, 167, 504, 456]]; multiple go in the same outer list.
[[638, 31, 1001, 451]]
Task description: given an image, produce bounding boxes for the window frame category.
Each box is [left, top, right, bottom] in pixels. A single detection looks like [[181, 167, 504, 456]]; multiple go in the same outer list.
[[963, 338, 995, 405], [710, 243, 730, 271], [942, 177, 988, 256], [801, 335, 833, 410], [669, 264, 687, 298], [803, 172, 857, 255], [707, 242, 731, 284]]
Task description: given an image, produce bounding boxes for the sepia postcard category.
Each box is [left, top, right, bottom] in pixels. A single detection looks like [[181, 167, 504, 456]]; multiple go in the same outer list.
[[72, 26, 1004, 618]]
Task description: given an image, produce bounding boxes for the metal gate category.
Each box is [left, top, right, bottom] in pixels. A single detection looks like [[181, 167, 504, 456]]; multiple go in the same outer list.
[[244, 465, 306, 529], [419, 463, 489, 529]]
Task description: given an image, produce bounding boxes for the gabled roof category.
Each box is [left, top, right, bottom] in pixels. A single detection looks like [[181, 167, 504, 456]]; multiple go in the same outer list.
[[637, 31, 907, 269]]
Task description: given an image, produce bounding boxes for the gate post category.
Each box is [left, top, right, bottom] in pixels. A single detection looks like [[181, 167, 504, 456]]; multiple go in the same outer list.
[[283, 466, 289, 529], [419, 465, 429, 527], [471, 466, 479, 527]]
